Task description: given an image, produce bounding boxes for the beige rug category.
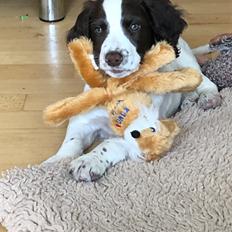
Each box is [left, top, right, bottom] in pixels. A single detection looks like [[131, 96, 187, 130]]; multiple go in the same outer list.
[[1, 88, 232, 232]]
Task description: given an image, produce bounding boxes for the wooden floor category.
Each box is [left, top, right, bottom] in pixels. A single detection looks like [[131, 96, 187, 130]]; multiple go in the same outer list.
[[0, 0, 231, 231]]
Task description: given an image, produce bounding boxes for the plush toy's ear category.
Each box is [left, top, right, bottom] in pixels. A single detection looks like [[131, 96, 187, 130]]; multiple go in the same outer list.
[[160, 119, 180, 137]]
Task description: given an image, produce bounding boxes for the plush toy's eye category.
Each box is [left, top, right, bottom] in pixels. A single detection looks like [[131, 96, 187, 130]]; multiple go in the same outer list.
[[150, 127, 156, 132], [94, 26, 102, 34], [131, 130, 141, 139], [129, 23, 141, 32]]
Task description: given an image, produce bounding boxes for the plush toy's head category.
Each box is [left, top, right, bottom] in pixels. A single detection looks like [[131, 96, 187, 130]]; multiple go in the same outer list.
[[134, 119, 180, 161], [129, 119, 180, 161], [122, 105, 180, 161]]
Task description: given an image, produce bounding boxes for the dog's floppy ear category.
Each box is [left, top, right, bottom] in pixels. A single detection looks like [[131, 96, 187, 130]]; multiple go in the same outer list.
[[66, 1, 95, 43], [142, 0, 187, 55]]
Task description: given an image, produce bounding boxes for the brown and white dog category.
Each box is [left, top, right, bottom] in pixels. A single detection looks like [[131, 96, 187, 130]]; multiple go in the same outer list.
[[45, 0, 221, 181]]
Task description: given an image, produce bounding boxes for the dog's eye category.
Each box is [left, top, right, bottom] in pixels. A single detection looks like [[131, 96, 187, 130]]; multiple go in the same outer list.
[[150, 127, 156, 132], [130, 23, 141, 32], [94, 26, 102, 34]]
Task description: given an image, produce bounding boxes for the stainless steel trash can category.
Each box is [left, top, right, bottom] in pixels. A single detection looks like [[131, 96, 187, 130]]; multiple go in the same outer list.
[[39, 0, 65, 22]]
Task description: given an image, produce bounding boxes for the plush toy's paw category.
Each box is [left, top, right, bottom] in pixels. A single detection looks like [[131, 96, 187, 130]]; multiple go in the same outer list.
[[148, 41, 175, 56], [69, 154, 107, 182], [43, 97, 76, 126], [68, 37, 93, 55], [198, 91, 222, 110], [157, 41, 176, 56], [143, 42, 176, 69], [183, 68, 203, 88]]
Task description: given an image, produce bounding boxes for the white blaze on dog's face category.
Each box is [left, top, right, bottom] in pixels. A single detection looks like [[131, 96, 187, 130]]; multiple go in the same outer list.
[[67, 0, 187, 78], [99, 0, 140, 77]]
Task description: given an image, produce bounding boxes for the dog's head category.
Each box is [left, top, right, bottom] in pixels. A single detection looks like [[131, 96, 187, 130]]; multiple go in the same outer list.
[[67, 0, 187, 78]]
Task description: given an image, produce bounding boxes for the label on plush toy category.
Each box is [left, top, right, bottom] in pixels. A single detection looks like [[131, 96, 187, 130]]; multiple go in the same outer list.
[[115, 107, 130, 128], [109, 99, 139, 136], [111, 100, 130, 128]]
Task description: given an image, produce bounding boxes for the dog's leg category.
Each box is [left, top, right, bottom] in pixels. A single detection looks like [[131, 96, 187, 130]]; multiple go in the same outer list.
[[44, 108, 109, 163], [44, 117, 97, 163], [182, 72, 221, 110], [196, 72, 222, 110], [69, 138, 129, 182], [179, 38, 222, 110]]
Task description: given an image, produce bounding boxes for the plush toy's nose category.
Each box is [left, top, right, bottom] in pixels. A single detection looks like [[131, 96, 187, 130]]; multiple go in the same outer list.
[[131, 130, 141, 139], [105, 51, 123, 67]]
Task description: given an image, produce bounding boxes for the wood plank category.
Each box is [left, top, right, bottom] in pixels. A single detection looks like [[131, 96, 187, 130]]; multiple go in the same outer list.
[[185, 14, 232, 25], [0, 64, 76, 80], [0, 64, 83, 95], [0, 226, 6, 232], [0, 38, 67, 52], [174, 0, 232, 24], [24, 92, 81, 111], [0, 51, 71, 65], [0, 78, 83, 94], [0, 0, 84, 17], [0, 25, 69, 39], [0, 111, 67, 129], [0, 94, 26, 111], [174, 0, 232, 15], [0, 129, 66, 172], [183, 24, 232, 47]]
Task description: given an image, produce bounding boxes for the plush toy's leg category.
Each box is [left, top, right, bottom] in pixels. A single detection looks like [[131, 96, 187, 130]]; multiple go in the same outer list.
[[69, 138, 129, 182], [131, 68, 202, 94], [44, 108, 110, 163], [68, 38, 106, 87], [43, 88, 109, 127]]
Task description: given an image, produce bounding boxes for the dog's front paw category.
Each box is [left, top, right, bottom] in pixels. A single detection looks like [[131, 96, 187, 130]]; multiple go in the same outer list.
[[198, 91, 222, 110], [181, 92, 199, 110], [69, 155, 107, 182]]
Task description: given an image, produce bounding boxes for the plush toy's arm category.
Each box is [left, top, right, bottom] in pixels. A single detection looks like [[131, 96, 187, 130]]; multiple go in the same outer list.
[[140, 41, 176, 72], [68, 37, 107, 88], [43, 88, 109, 126], [112, 42, 176, 87], [129, 68, 202, 94]]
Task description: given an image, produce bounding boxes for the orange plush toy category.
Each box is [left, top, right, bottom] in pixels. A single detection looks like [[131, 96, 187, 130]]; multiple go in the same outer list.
[[44, 37, 202, 161]]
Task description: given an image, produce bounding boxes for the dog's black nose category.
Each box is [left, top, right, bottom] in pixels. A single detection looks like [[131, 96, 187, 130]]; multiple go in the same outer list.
[[105, 51, 123, 67]]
